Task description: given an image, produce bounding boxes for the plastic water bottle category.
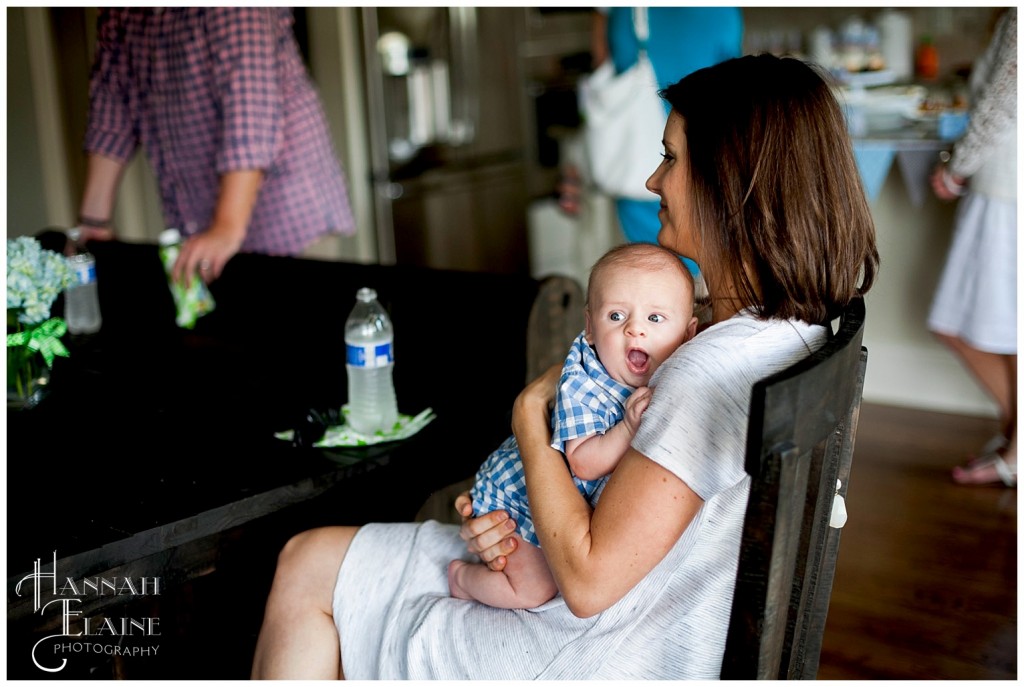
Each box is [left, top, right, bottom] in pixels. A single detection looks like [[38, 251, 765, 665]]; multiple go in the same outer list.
[[64, 227, 102, 334], [345, 287, 398, 436]]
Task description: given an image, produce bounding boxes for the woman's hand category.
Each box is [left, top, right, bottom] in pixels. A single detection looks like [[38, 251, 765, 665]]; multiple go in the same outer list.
[[930, 163, 966, 201], [511, 363, 561, 438], [453, 492, 518, 571], [451, 366, 560, 572]]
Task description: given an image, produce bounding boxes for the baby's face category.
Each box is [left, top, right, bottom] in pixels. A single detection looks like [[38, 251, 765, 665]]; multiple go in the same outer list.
[[585, 264, 697, 388]]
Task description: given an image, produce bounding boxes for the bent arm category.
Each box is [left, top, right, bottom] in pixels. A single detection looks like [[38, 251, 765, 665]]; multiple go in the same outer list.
[[564, 422, 632, 481], [514, 374, 703, 618]]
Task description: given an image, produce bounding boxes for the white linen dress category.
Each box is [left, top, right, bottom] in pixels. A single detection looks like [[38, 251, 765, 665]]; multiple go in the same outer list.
[[332, 311, 826, 679]]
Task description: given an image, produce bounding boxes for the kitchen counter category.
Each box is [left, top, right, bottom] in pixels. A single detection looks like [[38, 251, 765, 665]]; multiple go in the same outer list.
[[836, 79, 961, 207]]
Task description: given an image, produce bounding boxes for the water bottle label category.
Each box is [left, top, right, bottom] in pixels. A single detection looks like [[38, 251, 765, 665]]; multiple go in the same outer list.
[[346, 341, 393, 368], [73, 261, 96, 286]]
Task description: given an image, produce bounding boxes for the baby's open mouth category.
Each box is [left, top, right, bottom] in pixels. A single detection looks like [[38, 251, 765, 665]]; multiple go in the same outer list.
[[627, 348, 650, 375]]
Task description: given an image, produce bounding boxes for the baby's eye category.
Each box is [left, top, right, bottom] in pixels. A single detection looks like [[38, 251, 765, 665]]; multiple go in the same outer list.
[[648, 314, 666, 323], [609, 311, 625, 322]]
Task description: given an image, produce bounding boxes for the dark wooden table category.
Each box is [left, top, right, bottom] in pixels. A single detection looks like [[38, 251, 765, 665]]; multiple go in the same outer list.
[[7, 234, 541, 677]]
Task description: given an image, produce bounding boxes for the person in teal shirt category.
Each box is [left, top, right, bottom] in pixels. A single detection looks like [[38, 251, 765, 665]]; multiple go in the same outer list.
[[595, 7, 743, 276]]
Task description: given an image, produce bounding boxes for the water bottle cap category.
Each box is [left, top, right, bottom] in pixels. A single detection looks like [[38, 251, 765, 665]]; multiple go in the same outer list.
[[158, 228, 182, 246], [356, 287, 377, 302]]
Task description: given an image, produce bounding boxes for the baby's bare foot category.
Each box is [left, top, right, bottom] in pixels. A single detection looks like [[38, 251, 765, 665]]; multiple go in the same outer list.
[[447, 560, 473, 600]]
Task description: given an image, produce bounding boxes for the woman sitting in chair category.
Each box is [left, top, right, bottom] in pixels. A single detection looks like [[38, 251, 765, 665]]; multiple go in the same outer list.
[[251, 54, 879, 680]]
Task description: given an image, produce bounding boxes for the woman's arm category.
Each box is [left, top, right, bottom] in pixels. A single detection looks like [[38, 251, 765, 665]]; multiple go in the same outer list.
[[948, 9, 1016, 179], [514, 367, 703, 618], [563, 423, 632, 481]]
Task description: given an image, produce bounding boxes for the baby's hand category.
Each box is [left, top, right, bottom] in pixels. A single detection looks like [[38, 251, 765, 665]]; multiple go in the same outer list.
[[624, 386, 652, 435]]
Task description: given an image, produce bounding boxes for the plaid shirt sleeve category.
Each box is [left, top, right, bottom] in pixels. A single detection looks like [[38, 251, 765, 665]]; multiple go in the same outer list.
[[84, 10, 139, 162], [551, 370, 624, 451], [205, 8, 284, 173]]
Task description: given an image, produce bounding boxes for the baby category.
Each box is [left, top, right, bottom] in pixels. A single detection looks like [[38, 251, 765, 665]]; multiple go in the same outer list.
[[448, 243, 698, 608]]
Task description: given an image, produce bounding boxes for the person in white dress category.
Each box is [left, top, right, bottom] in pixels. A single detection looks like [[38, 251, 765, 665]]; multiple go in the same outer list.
[[250, 54, 880, 680], [928, 8, 1017, 487]]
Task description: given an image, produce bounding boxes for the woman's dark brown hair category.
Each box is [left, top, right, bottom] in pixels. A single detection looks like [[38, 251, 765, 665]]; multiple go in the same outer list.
[[661, 53, 879, 324]]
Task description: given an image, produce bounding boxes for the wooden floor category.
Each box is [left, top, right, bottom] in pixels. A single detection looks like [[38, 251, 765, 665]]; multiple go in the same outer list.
[[817, 403, 1017, 680]]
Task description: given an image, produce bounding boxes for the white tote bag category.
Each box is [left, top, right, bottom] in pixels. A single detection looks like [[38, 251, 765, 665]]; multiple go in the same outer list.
[[578, 8, 666, 201]]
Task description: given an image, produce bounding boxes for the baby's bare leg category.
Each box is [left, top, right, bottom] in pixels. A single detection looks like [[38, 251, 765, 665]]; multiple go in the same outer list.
[[448, 534, 558, 609]]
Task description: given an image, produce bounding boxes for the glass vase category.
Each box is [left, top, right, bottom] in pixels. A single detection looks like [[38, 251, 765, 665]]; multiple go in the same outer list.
[[7, 309, 51, 410]]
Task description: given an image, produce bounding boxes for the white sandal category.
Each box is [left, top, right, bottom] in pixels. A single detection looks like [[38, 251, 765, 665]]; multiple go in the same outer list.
[[979, 434, 1009, 457]]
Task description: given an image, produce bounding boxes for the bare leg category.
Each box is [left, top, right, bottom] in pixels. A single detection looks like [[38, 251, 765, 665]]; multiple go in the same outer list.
[[937, 334, 1015, 432], [1002, 355, 1016, 460], [448, 535, 558, 609], [251, 526, 358, 679], [936, 334, 1017, 484]]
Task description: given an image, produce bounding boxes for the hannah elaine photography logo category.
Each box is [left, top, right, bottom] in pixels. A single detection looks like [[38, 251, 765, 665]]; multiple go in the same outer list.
[[14, 552, 162, 673]]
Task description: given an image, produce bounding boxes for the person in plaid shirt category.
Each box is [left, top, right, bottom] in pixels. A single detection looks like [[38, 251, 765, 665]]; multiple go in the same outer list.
[[448, 243, 698, 609], [76, 8, 355, 284]]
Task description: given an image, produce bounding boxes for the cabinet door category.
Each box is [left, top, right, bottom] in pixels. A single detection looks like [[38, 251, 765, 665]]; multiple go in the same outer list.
[[449, 7, 527, 162], [390, 164, 528, 274]]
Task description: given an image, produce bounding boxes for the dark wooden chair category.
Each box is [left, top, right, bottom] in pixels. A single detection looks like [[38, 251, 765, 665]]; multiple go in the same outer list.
[[721, 296, 868, 679]]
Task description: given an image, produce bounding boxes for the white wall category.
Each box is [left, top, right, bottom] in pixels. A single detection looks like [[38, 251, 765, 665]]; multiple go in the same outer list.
[[7, 8, 50, 236]]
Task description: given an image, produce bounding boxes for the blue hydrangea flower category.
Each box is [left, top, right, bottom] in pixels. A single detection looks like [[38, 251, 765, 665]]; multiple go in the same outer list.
[[7, 236, 75, 325]]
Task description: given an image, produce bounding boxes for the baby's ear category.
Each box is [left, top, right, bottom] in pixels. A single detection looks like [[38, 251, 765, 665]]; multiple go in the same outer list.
[[584, 307, 593, 341], [685, 316, 698, 341]]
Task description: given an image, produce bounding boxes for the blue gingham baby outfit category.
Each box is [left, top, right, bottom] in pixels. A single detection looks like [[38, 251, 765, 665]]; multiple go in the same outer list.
[[470, 332, 634, 546]]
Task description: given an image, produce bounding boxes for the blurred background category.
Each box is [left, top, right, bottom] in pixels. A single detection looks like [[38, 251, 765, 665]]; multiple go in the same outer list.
[[6, 6, 1006, 420]]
